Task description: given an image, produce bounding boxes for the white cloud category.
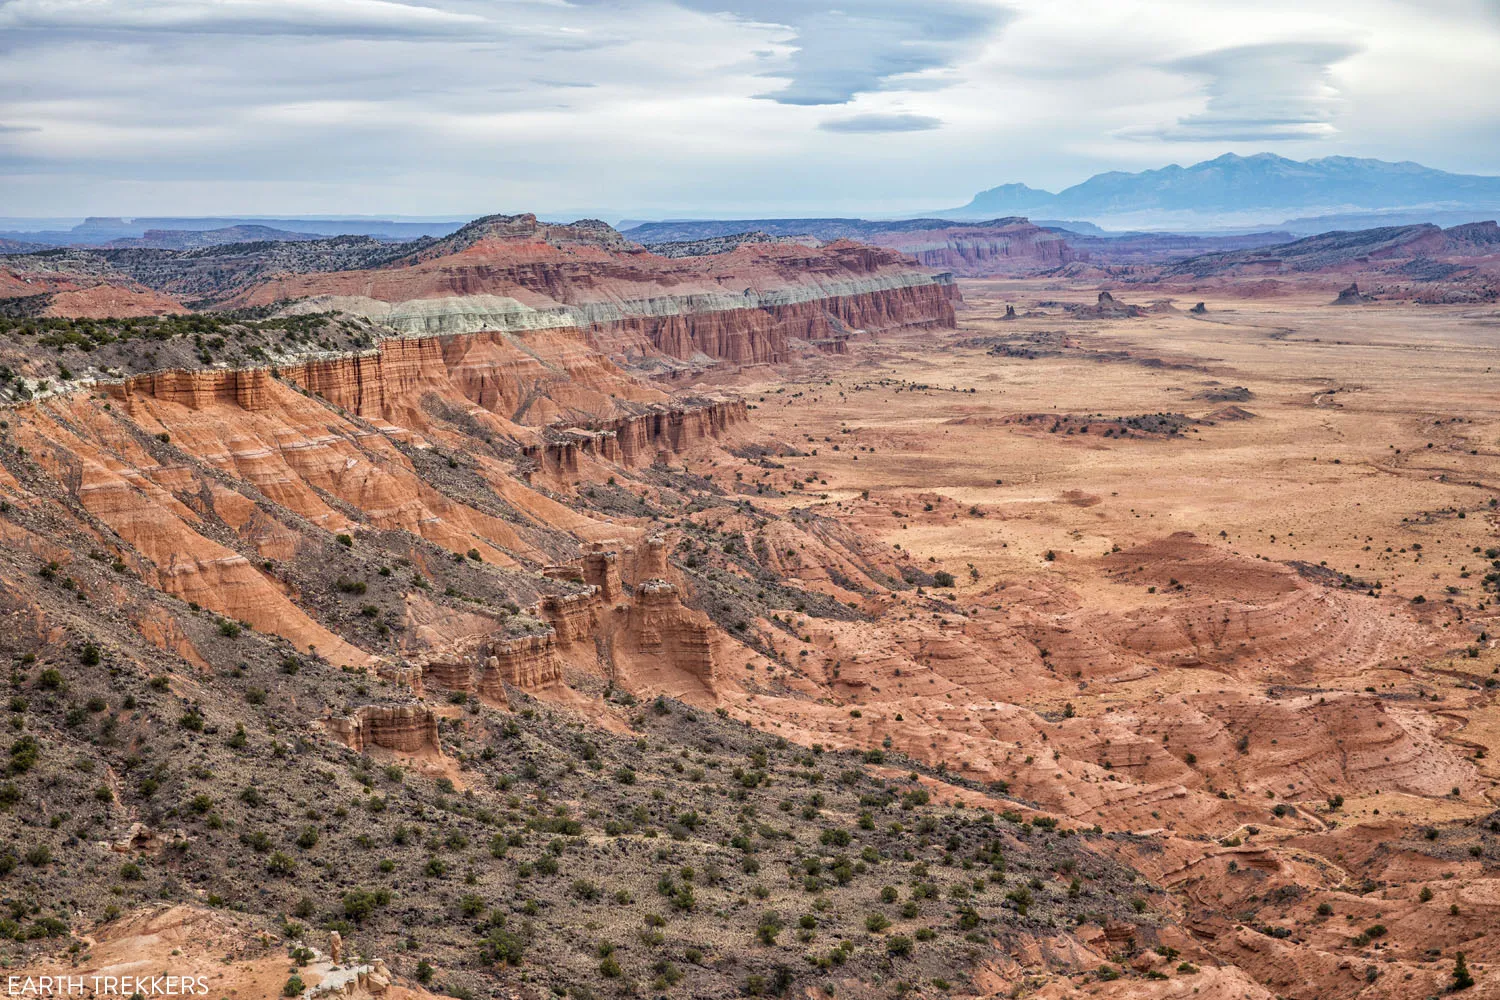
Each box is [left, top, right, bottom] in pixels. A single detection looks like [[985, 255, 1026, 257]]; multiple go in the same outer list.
[[666, 1, 1012, 105], [818, 113, 943, 134], [1117, 41, 1360, 142], [0, 0, 1496, 217]]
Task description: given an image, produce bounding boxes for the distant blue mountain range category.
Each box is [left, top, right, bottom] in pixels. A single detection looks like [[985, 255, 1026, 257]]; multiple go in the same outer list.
[[945, 153, 1500, 230]]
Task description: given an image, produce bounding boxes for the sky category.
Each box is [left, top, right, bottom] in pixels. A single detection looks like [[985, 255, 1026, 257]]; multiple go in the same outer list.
[[1, 0, 1499, 220]]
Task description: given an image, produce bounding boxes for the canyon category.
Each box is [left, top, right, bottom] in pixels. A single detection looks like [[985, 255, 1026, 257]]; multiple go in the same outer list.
[[0, 214, 1494, 999]]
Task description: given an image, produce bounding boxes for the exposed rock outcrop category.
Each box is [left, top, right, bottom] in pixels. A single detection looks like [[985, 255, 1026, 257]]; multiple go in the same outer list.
[[322, 704, 441, 755], [275, 325, 663, 432], [521, 398, 748, 474], [622, 580, 714, 681], [410, 632, 564, 697], [878, 219, 1080, 276], [633, 535, 671, 583], [1081, 290, 1144, 318], [539, 588, 603, 648], [415, 656, 473, 694], [1333, 282, 1375, 305], [480, 634, 563, 692], [307, 958, 394, 998], [106, 368, 277, 413], [583, 544, 623, 603]]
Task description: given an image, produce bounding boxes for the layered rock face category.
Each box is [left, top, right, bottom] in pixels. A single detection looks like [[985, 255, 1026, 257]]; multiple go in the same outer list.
[[633, 535, 670, 582], [226, 215, 959, 368], [622, 580, 714, 680], [411, 634, 564, 696], [103, 322, 744, 486], [521, 397, 748, 473], [415, 655, 474, 694], [481, 634, 562, 692], [866, 219, 1080, 277], [106, 368, 279, 413], [583, 544, 623, 603], [323, 704, 441, 755], [275, 325, 664, 431], [397, 546, 709, 698], [539, 588, 603, 648]]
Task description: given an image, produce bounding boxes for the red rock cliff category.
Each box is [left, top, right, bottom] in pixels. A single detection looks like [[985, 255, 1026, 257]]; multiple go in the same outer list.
[[522, 397, 747, 474], [227, 222, 959, 370], [322, 704, 441, 755], [863, 220, 1080, 277], [621, 580, 714, 680]]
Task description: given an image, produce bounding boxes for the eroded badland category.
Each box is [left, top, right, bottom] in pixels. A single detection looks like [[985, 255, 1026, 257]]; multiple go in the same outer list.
[[0, 219, 1495, 999]]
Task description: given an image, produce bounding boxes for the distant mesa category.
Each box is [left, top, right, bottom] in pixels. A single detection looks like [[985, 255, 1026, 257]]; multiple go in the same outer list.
[[0, 214, 465, 248], [1166, 221, 1499, 278], [1151, 219, 1500, 303], [625, 216, 1081, 277], [624, 216, 1315, 278], [104, 225, 333, 250], [646, 231, 818, 258], [1189, 301, 1207, 314]]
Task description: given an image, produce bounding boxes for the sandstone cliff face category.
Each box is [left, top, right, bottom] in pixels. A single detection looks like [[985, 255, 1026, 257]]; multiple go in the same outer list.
[[275, 326, 664, 431], [521, 397, 748, 474], [107, 368, 278, 413], [323, 704, 441, 755], [410, 633, 564, 697], [72, 362, 548, 575], [394, 549, 710, 700], [14, 387, 375, 666], [480, 634, 562, 692], [583, 544, 623, 603], [621, 580, 714, 681], [539, 588, 603, 648], [583, 278, 958, 365], [633, 535, 671, 583], [862, 220, 1079, 277], [415, 655, 474, 694]]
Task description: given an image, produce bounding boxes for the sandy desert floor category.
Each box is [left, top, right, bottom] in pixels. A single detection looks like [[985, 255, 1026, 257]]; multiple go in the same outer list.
[[683, 280, 1500, 995], [744, 282, 1499, 608]]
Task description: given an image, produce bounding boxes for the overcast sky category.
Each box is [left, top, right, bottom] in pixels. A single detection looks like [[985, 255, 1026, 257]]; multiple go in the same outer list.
[[1, 0, 1498, 219]]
